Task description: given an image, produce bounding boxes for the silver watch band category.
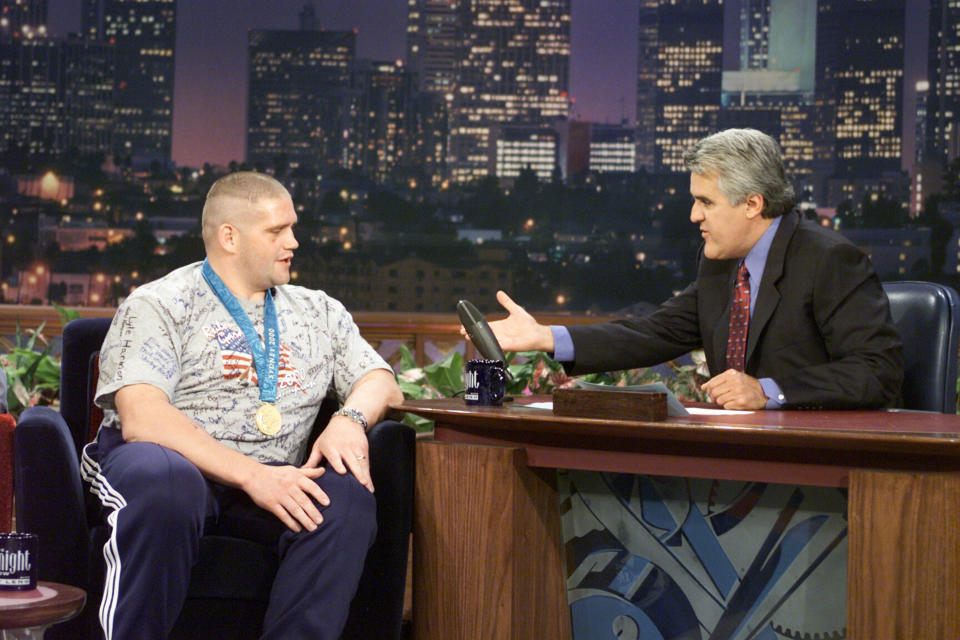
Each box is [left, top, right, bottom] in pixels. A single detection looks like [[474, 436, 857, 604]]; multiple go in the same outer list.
[[333, 407, 368, 431]]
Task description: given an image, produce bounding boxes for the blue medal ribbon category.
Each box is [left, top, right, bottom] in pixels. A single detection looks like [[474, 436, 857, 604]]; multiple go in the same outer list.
[[201, 259, 279, 404]]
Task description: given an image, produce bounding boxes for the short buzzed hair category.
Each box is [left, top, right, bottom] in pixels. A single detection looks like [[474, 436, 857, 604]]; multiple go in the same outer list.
[[683, 128, 796, 218], [201, 172, 290, 245]]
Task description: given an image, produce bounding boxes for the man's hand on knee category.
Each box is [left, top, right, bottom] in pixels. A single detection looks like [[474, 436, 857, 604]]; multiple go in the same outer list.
[[242, 464, 329, 532]]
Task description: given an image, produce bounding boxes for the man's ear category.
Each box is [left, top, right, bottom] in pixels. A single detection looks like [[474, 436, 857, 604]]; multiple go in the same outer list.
[[217, 223, 239, 254], [744, 192, 766, 219]]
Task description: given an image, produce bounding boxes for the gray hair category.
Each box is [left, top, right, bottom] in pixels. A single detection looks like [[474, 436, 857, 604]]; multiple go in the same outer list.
[[201, 172, 290, 244], [683, 128, 795, 218]]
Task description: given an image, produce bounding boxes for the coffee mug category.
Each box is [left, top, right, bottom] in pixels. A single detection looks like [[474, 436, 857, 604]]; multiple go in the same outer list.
[[0, 532, 38, 591], [464, 359, 507, 406]]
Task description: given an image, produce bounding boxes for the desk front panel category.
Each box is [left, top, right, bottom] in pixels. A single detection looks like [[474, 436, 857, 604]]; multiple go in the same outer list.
[[562, 470, 847, 640]]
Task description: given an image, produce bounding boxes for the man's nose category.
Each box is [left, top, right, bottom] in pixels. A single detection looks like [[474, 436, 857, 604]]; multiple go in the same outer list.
[[690, 204, 703, 223]]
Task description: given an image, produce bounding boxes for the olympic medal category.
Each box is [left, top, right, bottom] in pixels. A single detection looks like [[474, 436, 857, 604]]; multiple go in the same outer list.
[[255, 403, 282, 436]]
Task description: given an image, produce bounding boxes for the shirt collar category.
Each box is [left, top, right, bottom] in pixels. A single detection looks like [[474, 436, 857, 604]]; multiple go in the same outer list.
[[744, 215, 781, 286]]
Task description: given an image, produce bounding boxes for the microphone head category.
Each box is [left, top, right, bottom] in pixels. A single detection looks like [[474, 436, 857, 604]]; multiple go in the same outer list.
[[457, 299, 507, 363]]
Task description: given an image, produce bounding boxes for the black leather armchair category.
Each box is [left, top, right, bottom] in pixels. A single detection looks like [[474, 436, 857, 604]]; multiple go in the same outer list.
[[883, 281, 960, 413], [14, 317, 414, 639]]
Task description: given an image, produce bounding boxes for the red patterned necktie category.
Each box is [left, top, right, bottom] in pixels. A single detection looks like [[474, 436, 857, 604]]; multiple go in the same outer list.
[[726, 262, 750, 372]]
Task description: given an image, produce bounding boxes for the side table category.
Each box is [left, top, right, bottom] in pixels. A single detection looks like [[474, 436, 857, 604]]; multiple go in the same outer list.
[[0, 582, 86, 639]]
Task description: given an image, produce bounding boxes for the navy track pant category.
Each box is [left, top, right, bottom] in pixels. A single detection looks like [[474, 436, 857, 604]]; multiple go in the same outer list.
[[81, 427, 377, 640]]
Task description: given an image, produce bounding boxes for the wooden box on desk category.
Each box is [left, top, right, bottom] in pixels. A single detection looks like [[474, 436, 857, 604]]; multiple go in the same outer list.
[[552, 388, 668, 421]]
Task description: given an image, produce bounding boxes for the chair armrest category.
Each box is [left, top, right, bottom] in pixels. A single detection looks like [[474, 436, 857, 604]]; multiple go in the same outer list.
[[342, 419, 415, 640], [14, 406, 91, 587]]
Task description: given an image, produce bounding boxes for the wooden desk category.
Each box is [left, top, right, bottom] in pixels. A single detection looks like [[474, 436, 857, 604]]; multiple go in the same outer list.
[[400, 398, 960, 640]]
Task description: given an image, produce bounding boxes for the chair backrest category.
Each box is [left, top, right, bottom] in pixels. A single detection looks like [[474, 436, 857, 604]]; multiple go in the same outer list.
[[59, 317, 113, 455], [882, 281, 960, 413]]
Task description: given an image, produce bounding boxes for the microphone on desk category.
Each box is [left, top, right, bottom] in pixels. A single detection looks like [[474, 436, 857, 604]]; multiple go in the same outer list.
[[457, 299, 513, 382]]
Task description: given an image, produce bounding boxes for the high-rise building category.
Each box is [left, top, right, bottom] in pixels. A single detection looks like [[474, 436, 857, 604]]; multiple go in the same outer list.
[[348, 60, 421, 182], [246, 27, 355, 173], [635, 0, 658, 171], [407, 0, 571, 183], [721, 0, 816, 191], [588, 123, 636, 174], [0, 37, 65, 159], [815, 0, 905, 192], [62, 38, 114, 157], [916, 80, 931, 167], [650, 0, 724, 172], [492, 125, 558, 181], [0, 34, 113, 161], [912, 81, 945, 218], [926, 0, 960, 163], [406, 0, 459, 95], [740, 0, 771, 70], [83, 0, 176, 166], [0, 0, 47, 36]]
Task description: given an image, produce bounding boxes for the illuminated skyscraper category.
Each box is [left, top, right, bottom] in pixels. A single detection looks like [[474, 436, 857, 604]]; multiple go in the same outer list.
[[635, 0, 657, 170], [815, 0, 904, 184], [246, 27, 355, 173], [1, 18, 113, 162], [83, 0, 176, 166], [0, 0, 47, 35], [650, 0, 724, 172], [926, 0, 960, 163], [406, 0, 459, 94], [589, 124, 636, 174], [740, 0, 771, 70], [348, 60, 421, 182], [721, 0, 816, 190], [62, 38, 115, 157], [407, 0, 571, 183]]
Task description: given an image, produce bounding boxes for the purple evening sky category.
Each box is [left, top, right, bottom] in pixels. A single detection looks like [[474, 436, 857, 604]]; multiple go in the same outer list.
[[47, 0, 927, 169]]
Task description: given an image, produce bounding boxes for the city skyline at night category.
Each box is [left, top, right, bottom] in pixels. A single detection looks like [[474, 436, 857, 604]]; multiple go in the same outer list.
[[0, 0, 957, 313], [43, 0, 641, 167], [35, 0, 931, 170]]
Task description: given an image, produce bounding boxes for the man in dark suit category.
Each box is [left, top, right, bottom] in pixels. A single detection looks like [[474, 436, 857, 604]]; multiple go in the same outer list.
[[484, 128, 903, 410]]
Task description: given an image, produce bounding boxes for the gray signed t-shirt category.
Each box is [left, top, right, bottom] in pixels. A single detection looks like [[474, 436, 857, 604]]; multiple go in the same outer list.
[[95, 262, 390, 464]]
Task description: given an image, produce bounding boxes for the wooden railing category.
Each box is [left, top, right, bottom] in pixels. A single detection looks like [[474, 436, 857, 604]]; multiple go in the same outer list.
[[0, 304, 615, 367]]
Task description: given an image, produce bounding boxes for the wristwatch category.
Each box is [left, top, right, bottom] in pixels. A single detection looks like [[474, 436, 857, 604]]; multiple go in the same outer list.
[[333, 407, 368, 432]]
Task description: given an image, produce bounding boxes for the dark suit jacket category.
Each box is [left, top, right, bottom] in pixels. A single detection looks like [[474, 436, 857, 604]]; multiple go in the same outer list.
[[566, 210, 904, 409]]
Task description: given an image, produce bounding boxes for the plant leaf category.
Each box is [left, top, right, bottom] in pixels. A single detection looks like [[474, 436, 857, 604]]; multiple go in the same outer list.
[[397, 343, 418, 372], [54, 304, 82, 325]]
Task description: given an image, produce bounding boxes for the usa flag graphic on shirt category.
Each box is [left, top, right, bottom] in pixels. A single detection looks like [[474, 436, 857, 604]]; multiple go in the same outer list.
[[203, 321, 304, 390]]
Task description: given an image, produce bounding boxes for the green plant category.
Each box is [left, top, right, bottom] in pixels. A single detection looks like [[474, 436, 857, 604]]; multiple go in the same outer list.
[[1, 319, 60, 417], [395, 345, 710, 431], [0, 305, 80, 418], [395, 344, 465, 431]]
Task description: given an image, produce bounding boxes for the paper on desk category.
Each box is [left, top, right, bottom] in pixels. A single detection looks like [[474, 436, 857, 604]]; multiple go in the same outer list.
[[521, 401, 554, 410], [686, 407, 754, 415], [518, 401, 752, 415]]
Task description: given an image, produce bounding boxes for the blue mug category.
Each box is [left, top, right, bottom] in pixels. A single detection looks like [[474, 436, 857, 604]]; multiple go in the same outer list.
[[464, 359, 507, 406]]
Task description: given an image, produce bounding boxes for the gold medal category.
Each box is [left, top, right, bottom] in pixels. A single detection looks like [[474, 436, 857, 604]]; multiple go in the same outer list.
[[255, 403, 282, 436]]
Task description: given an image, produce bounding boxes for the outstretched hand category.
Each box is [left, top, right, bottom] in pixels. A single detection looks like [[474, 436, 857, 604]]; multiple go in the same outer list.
[[460, 290, 555, 353]]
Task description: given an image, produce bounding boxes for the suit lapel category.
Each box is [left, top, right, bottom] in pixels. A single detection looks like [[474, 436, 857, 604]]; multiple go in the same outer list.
[[746, 211, 799, 365]]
